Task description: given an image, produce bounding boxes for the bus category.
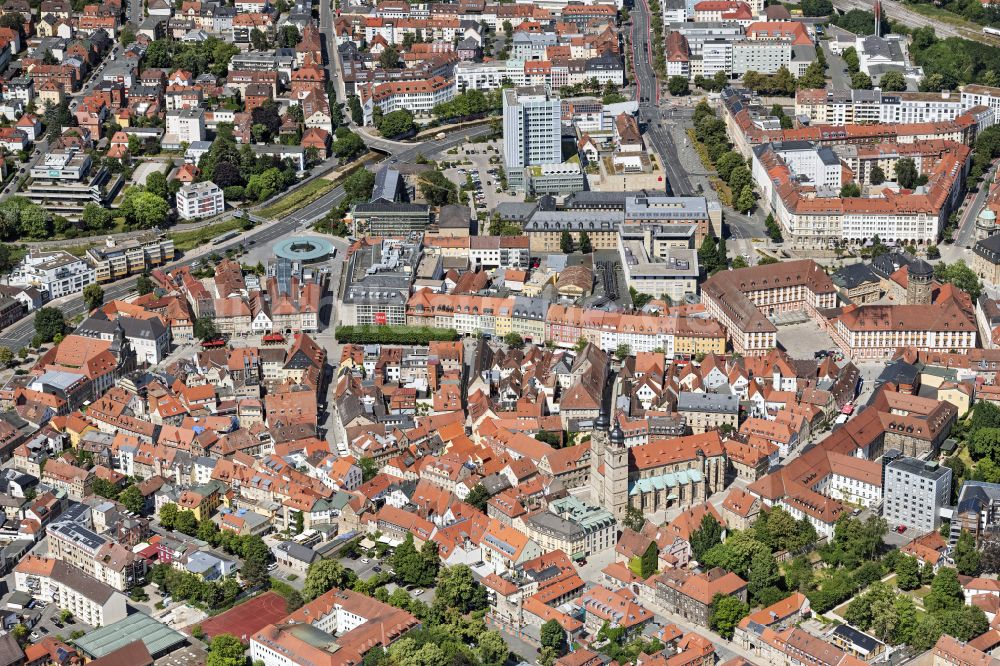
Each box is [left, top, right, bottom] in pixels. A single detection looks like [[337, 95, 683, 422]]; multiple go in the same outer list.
[[985, 26, 1000, 36]]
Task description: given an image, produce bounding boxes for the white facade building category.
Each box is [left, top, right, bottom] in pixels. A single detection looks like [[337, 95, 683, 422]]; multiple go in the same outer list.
[[502, 86, 562, 191], [176, 181, 225, 220], [165, 108, 206, 145], [8, 250, 96, 299]]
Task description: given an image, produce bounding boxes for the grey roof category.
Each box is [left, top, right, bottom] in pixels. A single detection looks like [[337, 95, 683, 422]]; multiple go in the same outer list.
[[0, 632, 24, 666], [438, 204, 471, 229], [676, 391, 738, 414], [73, 612, 187, 659], [887, 456, 952, 481], [50, 559, 117, 605], [832, 262, 879, 290], [860, 36, 904, 62], [371, 165, 402, 204], [279, 540, 320, 564]]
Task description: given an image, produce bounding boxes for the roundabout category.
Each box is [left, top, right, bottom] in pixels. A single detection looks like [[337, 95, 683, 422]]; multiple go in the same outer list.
[[273, 236, 335, 263]]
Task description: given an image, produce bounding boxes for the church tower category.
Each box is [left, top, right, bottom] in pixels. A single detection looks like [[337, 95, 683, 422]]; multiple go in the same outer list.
[[907, 258, 933, 306], [603, 419, 629, 520], [589, 405, 609, 503]]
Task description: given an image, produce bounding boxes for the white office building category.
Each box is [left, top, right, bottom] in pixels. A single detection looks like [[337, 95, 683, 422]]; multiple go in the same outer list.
[[176, 181, 225, 220], [884, 453, 952, 532], [502, 86, 562, 191]]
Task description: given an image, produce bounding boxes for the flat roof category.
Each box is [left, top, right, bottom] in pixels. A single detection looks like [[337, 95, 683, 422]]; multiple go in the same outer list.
[[74, 613, 188, 659]]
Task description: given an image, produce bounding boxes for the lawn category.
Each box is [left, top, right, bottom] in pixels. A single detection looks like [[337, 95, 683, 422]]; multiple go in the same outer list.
[[169, 218, 249, 253], [259, 176, 338, 219], [904, 2, 975, 28]]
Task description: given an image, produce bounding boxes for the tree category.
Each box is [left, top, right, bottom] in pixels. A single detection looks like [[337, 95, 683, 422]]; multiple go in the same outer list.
[[843, 47, 860, 73], [879, 70, 906, 91], [615, 343, 631, 360], [34, 307, 64, 343], [870, 165, 886, 185], [689, 513, 722, 562], [359, 457, 378, 482], [478, 631, 508, 666], [580, 230, 593, 253], [393, 533, 423, 585], [377, 109, 415, 138], [92, 477, 121, 500], [194, 317, 219, 341], [246, 168, 284, 202], [465, 484, 491, 511], [503, 332, 524, 348], [418, 170, 458, 207], [159, 502, 178, 529], [668, 76, 689, 96], [82, 202, 114, 231], [765, 213, 783, 243], [83, 283, 104, 311], [955, 530, 982, 576], [748, 551, 782, 605], [709, 594, 749, 639], [198, 517, 219, 543], [840, 182, 862, 198], [0, 347, 12, 368], [797, 61, 827, 89], [120, 189, 169, 228], [560, 230, 574, 253], [435, 565, 487, 613], [136, 274, 155, 296], [378, 46, 402, 69], [303, 559, 353, 600], [540, 619, 565, 655], [896, 157, 918, 189], [736, 185, 755, 214], [175, 510, 198, 536], [146, 171, 169, 200], [935, 260, 982, 301], [851, 71, 873, 90], [119, 485, 145, 514], [348, 96, 363, 125], [294, 510, 304, 535], [623, 505, 645, 532], [896, 555, 921, 590], [206, 634, 246, 666], [926, 567, 964, 613]]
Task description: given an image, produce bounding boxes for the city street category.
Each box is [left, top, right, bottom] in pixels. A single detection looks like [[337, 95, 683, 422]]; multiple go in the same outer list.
[[956, 165, 996, 248]]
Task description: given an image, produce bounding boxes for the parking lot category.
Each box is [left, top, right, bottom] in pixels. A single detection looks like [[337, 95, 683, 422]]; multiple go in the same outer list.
[[437, 138, 522, 219]]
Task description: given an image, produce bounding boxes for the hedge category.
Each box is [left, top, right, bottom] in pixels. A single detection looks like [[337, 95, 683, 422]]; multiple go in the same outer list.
[[334, 325, 460, 344]]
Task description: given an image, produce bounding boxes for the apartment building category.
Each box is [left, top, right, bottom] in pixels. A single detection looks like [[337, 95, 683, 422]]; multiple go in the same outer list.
[[41, 458, 93, 500], [85, 235, 175, 283], [796, 88, 967, 125], [653, 567, 748, 626], [176, 181, 225, 220], [165, 108, 206, 145], [14, 556, 128, 627], [9, 250, 97, 299], [48, 521, 144, 591]]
